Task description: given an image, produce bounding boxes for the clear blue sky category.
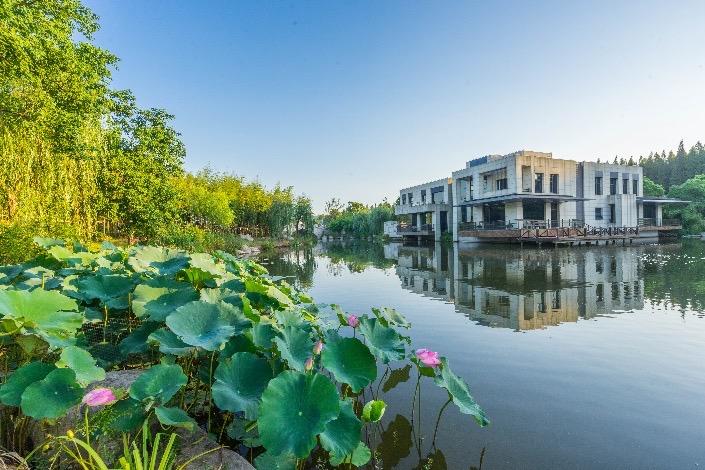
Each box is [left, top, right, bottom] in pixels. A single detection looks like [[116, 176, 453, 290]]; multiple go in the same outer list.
[[86, 0, 705, 211]]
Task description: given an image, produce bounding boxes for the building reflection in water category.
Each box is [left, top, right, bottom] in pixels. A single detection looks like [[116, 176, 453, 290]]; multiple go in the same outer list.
[[387, 242, 645, 331]]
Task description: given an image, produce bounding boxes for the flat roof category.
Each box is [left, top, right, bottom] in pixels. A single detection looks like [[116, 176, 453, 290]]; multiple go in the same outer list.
[[457, 193, 588, 206], [637, 197, 690, 204]]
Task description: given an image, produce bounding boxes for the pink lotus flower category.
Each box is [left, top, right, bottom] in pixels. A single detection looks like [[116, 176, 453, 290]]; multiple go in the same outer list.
[[347, 314, 360, 328], [415, 349, 441, 368], [82, 387, 117, 407], [313, 340, 324, 355], [304, 357, 314, 372]]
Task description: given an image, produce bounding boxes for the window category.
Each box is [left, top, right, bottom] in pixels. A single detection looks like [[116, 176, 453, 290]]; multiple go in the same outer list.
[[420, 189, 426, 203], [521, 166, 532, 192], [596, 283, 604, 302], [610, 177, 617, 195], [534, 173, 544, 193], [595, 176, 603, 195], [609, 203, 616, 223], [633, 179, 638, 196], [549, 174, 559, 194], [595, 207, 603, 220], [408, 193, 413, 205], [402, 194, 406, 205], [623, 178, 629, 194], [496, 178, 508, 190], [482, 175, 489, 192]]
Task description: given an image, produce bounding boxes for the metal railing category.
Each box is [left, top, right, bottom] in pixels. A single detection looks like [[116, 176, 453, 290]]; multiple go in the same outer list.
[[397, 223, 434, 233], [458, 219, 586, 231], [638, 218, 681, 227]]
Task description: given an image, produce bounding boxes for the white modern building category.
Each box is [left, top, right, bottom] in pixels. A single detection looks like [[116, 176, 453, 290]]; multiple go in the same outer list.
[[394, 150, 683, 243]]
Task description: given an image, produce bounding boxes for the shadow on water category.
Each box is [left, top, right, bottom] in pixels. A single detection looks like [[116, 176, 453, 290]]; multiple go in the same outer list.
[[260, 238, 705, 469]]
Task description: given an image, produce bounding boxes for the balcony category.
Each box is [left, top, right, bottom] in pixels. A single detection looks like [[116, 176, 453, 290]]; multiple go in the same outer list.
[[394, 202, 449, 216], [397, 223, 434, 235]]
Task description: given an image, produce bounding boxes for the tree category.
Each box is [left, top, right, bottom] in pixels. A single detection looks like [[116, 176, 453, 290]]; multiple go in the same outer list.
[[643, 177, 665, 197]]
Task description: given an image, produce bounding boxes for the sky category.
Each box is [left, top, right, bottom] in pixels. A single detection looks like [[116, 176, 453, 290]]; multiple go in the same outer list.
[[86, 0, 705, 212]]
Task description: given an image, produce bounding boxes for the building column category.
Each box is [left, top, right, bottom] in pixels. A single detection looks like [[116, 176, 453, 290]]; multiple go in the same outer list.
[[453, 205, 461, 242], [656, 204, 663, 226], [433, 210, 442, 241]]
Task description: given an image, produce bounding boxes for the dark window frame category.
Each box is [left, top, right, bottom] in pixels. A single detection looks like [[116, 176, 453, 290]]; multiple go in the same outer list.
[[534, 173, 544, 193], [633, 179, 638, 196], [549, 174, 559, 194], [622, 178, 629, 194], [595, 176, 603, 195], [595, 207, 603, 220], [610, 178, 618, 195], [496, 178, 508, 191]]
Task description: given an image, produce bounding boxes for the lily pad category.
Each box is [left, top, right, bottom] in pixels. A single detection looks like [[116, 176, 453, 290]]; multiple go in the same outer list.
[[105, 398, 146, 433], [129, 363, 187, 404], [273, 326, 313, 372], [20, 368, 83, 419], [320, 399, 363, 462], [132, 279, 198, 321], [245, 279, 293, 307], [155, 406, 196, 430], [165, 301, 250, 351], [0, 361, 55, 406], [57, 346, 106, 386], [258, 370, 340, 458], [434, 357, 489, 427], [119, 321, 161, 355], [227, 416, 261, 447], [329, 441, 372, 467], [357, 317, 406, 363], [321, 332, 376, 393], [372, 307, 410, 328], [73, 274, 135, 310], [252, 322, 277, 349], [212, 352, 273, 419], [254, 451, 297, 470], [362, 399, 386, 422]]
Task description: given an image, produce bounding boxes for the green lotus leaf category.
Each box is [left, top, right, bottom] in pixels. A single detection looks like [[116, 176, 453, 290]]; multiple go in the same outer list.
[[274, 309, 312, 332], [258, 370, 340, 458], [254, 451, 297, 470], [221, 334, 257, 357], [357, 317, 406, 363], [57, 346, 106, 386], [362, 399, 386, 422], [274, 326, 313, 372], [189, 253, 226, 277], [105, 398, 146, 433], [128, 246, 189, 275], [320, 399, 363, 462], [155, 406, 196, 430], [321, 332, 376, 393], [132, 279, 198, 321], [148, 328, 197, 356], [329, 441, 372, 467], [0, 361, 55, 406], [434, 357, 489, 427], [0, 289, 81, 341], [47, 245, 99, 267], [212, 352, 273, 419], [73, 274, 135, 309], [245, 279, 293, 307], [119, 321, 161, 355], [227, 416, 261, 447], [20, 368, 83, 419], [165, 301, 250, 351], [372, 307, 410, 328], [89, 342, 124, 370], [199, 288, 240, 304], [129, 363, 187, 404], [33, 237, 65, 249], [252, 322, 277, 349]]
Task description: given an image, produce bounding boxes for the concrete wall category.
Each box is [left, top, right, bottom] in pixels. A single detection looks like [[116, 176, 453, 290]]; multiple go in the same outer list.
[[580, 162, 642, 227]]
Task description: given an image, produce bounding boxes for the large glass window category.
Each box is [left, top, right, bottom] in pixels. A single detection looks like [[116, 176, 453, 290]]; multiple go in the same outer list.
[[595, 176, 603, 195], [610, 177, 617, 195], [609, 203, 616, 223], [549, 174, 559, 194], [622, 178, 629, 194], [420, 189, 426, 203], [633, 179, 638, 196], [595, 207, 603, 220], [496, 178, 508, 190], [534, 173, 544, 193], [402, 194, 406, 205]]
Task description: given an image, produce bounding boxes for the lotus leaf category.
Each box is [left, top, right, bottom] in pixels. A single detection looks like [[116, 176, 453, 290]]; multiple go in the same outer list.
[[57, 346, 106, 386], [33, 237, 65, 249], [274, 326, 313, 372], [328, 441, 372, 467], [252, 322, 277, 349], [321, 332, 376, 393], [0, 361, 55, 406], [119, 321, 161, 355], [362, 399, 386, 422], [245, 279, 293, 307], [221, 334, 257, 357], [105, 398, 146, 432], [73, 274, 135, 309], [434, 357, 489, 427], [372, 306, 410, 328], [227, 416, 261, 447], [0, 289, 81, 341], [258, 370, 340, 458], [253, 451, 297, 470], [129, 363, 187, 404], [148, 328, 197, 356], [357, 317, 406, 363], [128, 246, 189, 275], [20, 368, 83, 419], [212, 352, 273, 419], [189, 253, 226, 277], [132, 279, 198, 321], [166, 301, 250, 351], [155, 406, 196, 430], [320, 400, 363, 462]]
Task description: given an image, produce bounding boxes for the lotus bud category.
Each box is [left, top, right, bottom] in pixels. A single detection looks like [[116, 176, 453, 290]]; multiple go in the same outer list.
[[313, 340, 324, 355], [304, 357, 314, 372], [82, 387, 117, 407], [347, 314, 360, 328], [66, 430, 75, 439], [415, 348, 441, 368]]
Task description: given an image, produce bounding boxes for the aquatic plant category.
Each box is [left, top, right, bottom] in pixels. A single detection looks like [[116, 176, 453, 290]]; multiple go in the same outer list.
[[0, 238, 488, 468]]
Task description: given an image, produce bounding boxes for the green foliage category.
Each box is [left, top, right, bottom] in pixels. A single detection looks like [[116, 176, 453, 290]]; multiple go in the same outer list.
[[0, 240, 488, 468], [665, 174, 705, 233], [643, 177, 665, 197], [323, 200, 396, 238], [640, 140, 705, 190]]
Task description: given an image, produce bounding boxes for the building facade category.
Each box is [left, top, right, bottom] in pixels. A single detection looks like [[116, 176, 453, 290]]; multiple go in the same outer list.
[[394, 150, 681, 242]]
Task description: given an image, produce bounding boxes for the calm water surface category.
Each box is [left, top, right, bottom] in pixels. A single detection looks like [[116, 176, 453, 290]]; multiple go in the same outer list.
[[261, 240, 705, 470]]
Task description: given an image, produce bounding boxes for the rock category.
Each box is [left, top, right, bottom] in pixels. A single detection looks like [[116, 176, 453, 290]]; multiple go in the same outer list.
[[26, 370, 254, 470], [240, 234, 254, 242]]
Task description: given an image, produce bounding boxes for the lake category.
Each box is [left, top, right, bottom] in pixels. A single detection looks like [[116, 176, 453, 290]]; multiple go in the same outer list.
[[261, 239, 705, 470]]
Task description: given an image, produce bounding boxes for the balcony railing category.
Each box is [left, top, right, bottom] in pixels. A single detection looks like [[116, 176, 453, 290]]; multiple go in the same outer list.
[[458, 219, 586, 231], [396, 224, 434, 233], [638, 218, 681, 227]]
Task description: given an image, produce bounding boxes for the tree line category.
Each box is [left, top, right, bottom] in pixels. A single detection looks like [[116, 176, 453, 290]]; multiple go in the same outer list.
[[0, 0, 313, 257], [320, 199, 396, 238]]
